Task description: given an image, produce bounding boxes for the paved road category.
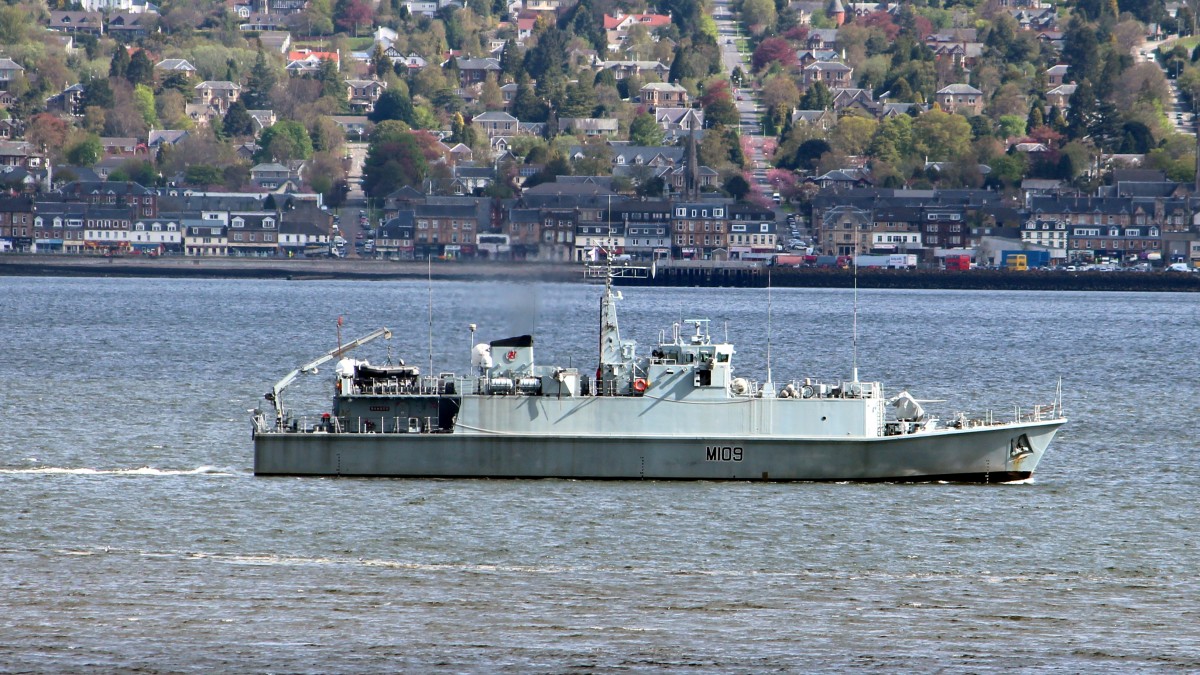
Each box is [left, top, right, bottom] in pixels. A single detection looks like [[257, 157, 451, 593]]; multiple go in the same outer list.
[[344, 141, 368, 201], [711, 0, 771, 188], [1136, 36, 1195, 135]]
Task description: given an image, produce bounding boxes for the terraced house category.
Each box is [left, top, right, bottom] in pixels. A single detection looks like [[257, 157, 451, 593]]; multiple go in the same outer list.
[[0, 195, 34, 252]]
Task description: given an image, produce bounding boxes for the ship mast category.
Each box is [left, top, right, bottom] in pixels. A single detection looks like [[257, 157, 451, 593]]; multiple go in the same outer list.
[[597, 256, 624, 394]]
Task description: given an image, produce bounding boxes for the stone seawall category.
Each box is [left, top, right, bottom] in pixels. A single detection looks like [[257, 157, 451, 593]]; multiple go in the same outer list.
[[625, 264, 1200, 292], [0, 256, 581, 283], [4, 256, 1200, 292]]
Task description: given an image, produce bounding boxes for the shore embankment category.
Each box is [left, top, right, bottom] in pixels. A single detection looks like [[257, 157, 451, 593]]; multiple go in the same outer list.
[[4, 255, 1200, 291], [0, 255, 581, 282]]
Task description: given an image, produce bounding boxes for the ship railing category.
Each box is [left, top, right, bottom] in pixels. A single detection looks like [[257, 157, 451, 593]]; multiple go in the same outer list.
[[944, 403, 1062, 430], [275, 414, 451, 434]]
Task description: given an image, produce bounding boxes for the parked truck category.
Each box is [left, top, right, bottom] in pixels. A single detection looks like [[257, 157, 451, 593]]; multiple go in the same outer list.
[[813, 255, 851, 268], [853, 254, 917, 269], [772, 254, 807, 267]]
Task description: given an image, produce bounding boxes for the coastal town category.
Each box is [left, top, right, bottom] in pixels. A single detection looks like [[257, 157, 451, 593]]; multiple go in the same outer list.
[[0, 0, 1198, 270]]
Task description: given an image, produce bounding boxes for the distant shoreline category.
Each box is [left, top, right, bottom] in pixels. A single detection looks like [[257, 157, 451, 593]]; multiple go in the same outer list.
[[3, 256, 1200, 292]]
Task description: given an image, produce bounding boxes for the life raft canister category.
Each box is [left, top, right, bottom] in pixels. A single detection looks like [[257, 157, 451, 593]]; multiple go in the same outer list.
[[633, 378, 648, 393]]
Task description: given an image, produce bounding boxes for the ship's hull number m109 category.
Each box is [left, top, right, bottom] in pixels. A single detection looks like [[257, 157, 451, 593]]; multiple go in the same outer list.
[[706, 446, 743, 462]]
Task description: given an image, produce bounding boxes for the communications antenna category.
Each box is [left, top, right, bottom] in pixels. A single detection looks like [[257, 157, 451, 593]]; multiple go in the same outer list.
[[852, 247, 859, 383], [427, 257, 434, 379]]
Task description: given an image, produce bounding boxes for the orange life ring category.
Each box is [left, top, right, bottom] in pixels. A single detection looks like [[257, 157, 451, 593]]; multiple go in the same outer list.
[[633, 378, 648, 393]]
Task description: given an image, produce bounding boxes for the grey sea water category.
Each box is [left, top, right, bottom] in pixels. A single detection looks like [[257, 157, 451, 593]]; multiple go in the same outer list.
[[1, 276, 1197, 672]]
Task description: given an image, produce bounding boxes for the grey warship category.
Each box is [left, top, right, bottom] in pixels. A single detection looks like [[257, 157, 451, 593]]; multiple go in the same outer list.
[[252, 272, 1065, 482]]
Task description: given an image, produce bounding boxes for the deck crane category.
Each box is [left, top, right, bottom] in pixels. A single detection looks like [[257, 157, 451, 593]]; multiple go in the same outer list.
[[264, 327, 392, 429]]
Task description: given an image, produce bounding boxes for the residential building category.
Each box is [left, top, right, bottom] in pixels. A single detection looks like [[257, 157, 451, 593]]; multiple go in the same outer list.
[[640, 82, 689, 107], [194, 81, 241, 114], [48, 11, 104, 35], [226, 212, 280, 256], [0, 195, 35, 251], [935, 83, 984, 116], [602, 13, 672, 51], [106, 13, 154, 40], [670, 201, 731, 260], [1045, 64, 1070, 86], [184, 222, 229, 256], [802, 61, 853, 89], [0, 58, 24, 91], [1045, 83, 1076, 109], [154, 58, 197, 75], [453, 57, 501, 87], [473, 111, 519, 137], [599, 60, 670, 80], [558, 117, 620, 137], [655, 107, 704, 132], [346, 79, 387, 114]]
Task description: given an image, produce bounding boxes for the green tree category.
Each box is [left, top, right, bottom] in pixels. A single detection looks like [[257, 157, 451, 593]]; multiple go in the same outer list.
[[723, 174, 750, 199], [109, 46, 130, 79], [1065, 79, 1097, 139], [0, 5, 34, 43], [987, 153, 1029, 190], [362, 120, 430, 199], [185, 164, 224, 186], [741, 0, 776, 33], [868, 115, 914, 164], [109, 159, 158, 185], [500, 38, 522, 81], [1027, 102, 1045, 130], [1061, 17, 1101, 85], [82, 75, 114, 110], [257, 120, 314, 162], [998, 114, 1027, 139], [244, 49, 278, 110], [133, 84, 157, 128], [449, 112, 477, 147], [594, 68, 617, 88], [127, 49, 154, 87], [370, 45, 390, 79], [703, 98, 739, 127], [315, 57, 347, 108], [223, 100, 255, 137], [913, 107, 973, 159], [66, 134, 102, 166], [523, 27, 569, 81], [559, 80, 597, 118], [799, 81, 834, 110], [369, 89, 415, 124], [629, 113, 665, 146], [784, 138, 831, 172], [831, 115, 877, 156], [512, 75, 547, 122]]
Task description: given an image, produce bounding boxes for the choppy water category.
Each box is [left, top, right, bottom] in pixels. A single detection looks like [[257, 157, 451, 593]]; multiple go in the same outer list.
[[1, 276, 1198, 672]]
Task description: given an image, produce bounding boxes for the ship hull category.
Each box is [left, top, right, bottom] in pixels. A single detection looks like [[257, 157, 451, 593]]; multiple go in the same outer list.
[[253, 419, 1063, 483]]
